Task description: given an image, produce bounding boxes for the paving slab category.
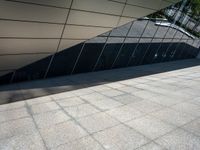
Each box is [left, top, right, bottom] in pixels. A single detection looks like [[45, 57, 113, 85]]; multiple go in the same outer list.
[[0, 59, 200, 149]]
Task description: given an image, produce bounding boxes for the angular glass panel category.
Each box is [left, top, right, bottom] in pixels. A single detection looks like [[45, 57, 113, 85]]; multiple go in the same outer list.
[[47, 43, 83, 77], [95, 38, 124, 71], [74, 37, 106, 74]]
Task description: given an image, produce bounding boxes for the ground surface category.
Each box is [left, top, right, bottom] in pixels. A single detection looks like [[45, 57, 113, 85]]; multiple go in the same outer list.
[[1, 59, 200, 150]]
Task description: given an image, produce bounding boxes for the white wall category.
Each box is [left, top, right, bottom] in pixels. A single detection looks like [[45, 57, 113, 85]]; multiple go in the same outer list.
[[0, 0, 180, 76]]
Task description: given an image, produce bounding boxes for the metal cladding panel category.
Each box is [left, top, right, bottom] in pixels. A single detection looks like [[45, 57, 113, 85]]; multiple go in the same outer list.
[[0, 0, 193, 85]]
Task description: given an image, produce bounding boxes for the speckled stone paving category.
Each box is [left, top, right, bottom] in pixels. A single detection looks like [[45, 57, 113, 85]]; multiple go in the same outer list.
[[1, 59, 200, 150]]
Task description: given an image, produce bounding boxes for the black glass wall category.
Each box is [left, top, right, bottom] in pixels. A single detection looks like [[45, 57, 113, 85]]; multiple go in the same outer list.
[[0, 0, 199, 85]]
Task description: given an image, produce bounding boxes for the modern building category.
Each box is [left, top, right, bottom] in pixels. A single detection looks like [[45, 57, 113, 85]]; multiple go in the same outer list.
[[1, 1, 200, 150], [0, 0, 199, 85]]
